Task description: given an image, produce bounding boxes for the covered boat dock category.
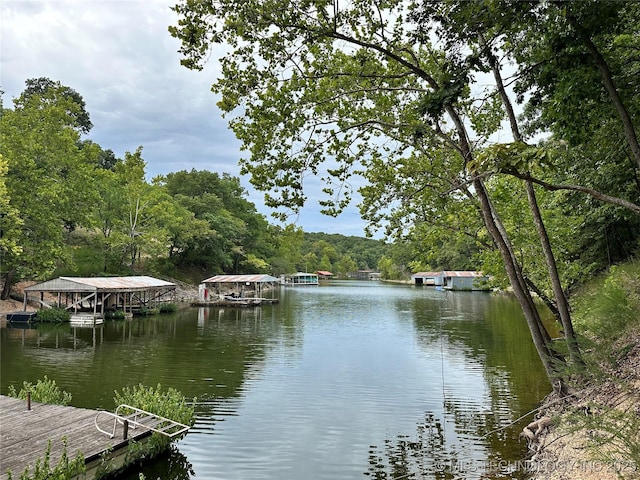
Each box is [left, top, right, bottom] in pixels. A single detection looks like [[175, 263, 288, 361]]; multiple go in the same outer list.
[[22, 276, 177, 317], [411, 271, 490, 290], [280, 272, 319, 286], [197, 274, 279, 305]]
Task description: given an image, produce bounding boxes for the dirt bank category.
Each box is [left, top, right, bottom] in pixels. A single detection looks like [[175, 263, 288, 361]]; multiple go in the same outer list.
[[0, 282, 37, 319], [525, 327, 640, 480]]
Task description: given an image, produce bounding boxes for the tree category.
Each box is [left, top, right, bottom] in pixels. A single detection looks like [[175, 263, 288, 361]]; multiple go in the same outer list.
[[79, 140, 120, 170], [509, 1, 640, 273], [170, 0, 588, 388], [0, 86, 99, 291], [159, 169, 273, 273], [513, 1, 640, 171], [270, 224, 305, 277], [20, 77, 93, 133], [480, 1, 640, 368], [406, 0, 588, 369], [109, 148, 178, 269], [335, 254, 357, 277], [0, 154, 23, 299]]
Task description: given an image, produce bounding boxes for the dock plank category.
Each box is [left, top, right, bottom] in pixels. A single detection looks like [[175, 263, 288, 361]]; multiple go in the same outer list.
[[0, 395, 151, 479]]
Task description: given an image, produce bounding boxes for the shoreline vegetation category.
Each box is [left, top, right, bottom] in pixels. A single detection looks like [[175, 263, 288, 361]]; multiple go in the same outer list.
[[524, 262, 640, 480]]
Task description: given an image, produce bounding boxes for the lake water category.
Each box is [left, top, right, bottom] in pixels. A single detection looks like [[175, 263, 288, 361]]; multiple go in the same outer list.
[[1, 281, 552, 479]]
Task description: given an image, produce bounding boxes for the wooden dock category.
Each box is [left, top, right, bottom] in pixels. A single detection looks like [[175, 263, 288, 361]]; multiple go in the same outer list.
[[0, 395, 151, 479]]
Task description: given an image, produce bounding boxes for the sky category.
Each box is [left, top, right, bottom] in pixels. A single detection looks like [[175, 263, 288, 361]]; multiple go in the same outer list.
[[0, 0, 371, 237]]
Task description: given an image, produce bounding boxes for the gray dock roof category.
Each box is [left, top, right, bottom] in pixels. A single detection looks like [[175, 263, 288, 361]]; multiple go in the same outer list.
[[24, 276, 176, 293], [202, 274, 279, 284]]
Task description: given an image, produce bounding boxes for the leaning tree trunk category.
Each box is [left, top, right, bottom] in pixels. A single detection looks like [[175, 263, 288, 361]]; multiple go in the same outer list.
[[474, 177, 565, 390], [445, 104, 566, 391], [481, 34, 585, 371], [524, 181, 585, 370]]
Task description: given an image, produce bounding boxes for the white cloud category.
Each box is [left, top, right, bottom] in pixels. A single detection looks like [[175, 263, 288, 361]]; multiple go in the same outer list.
[[1, 0, 371, 237]]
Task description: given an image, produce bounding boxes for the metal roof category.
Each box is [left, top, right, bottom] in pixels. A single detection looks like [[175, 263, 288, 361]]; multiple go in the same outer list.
[[442, 271, 484, 278], [24, 276, 176, 293], [202, 274, 279, 284], [411, 271, 442, 278], [412, 271, 485, 278]]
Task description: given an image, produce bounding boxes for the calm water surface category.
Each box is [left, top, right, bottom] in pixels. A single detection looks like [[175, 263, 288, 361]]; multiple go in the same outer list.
[[1, 281, 551, 479]]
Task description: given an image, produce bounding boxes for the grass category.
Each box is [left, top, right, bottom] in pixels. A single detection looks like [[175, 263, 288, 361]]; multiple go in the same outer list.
[[572, 261, 640, 339], [552, 259, 640, 477]]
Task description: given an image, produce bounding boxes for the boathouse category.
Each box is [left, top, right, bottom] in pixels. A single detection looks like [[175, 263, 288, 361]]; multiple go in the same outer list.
[[441, 271, 489, 290], [280, 272, 319, 286], [199, 274, 279, 301], [353, 270, 381, 280], [316, 270, 334, 280], [412, 271, 490, 290], [411, 271, 443, 286], [22, 276, 177, 317]]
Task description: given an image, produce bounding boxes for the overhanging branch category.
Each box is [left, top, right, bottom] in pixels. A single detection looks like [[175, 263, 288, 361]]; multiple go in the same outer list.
[[508, 170, 640, 215]]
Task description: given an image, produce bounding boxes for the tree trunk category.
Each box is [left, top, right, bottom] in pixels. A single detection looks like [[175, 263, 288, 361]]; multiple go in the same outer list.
[[525, 277, 560, 320], [524, 181, 584, 369], [445, 103, 566, 391], [474, 177, 564, 390], [1, 269, 16, 300], [482, 33, 584, 371]]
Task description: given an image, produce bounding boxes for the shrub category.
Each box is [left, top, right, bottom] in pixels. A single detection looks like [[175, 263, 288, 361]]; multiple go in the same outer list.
[[35, 307, 70, 323], [159, 303, 177, 313], [135, 307, 159, 316], [104, 310, 125, 320], [113, 384, 195, 462], [7, 375, 72, 405]]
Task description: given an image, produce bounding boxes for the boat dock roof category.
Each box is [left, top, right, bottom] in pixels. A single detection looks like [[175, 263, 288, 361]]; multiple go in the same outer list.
[[24, 276, 176, 293], [202, 274, 279, 284]]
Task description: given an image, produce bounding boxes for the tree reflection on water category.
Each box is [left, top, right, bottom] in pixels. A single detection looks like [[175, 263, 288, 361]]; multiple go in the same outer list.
[[365, 411, 530, 480], [366, 412, 457, 480]]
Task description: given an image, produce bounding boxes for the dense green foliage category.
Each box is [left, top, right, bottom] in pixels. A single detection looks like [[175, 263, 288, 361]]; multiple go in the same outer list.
[[7, 375, 73, 406], [35, 306, 71, 323], [112, 384, 195, 468], [556, 260, 640, 473], [57, 218, 389, 282], [297, 232, 388, 276], [159, 303, 178, 313], [0, 82, 97, 287], [573, 262, 640, 342]]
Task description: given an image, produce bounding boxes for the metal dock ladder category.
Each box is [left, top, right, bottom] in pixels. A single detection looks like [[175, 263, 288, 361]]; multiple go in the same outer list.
[[95, 404, 191, 439]]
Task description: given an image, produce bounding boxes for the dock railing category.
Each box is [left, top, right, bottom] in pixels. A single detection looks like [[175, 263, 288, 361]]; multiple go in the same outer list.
[[94, 403, 190, 439]]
